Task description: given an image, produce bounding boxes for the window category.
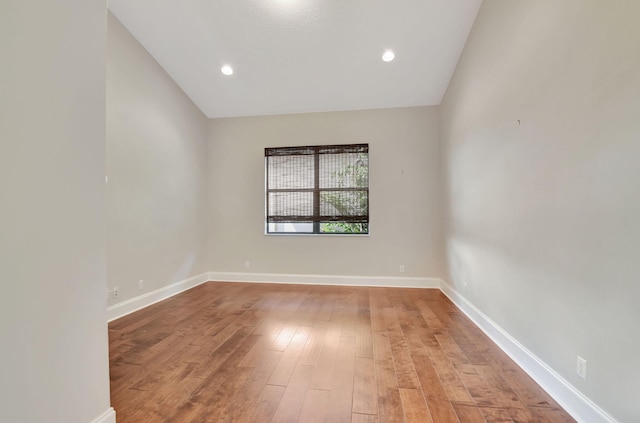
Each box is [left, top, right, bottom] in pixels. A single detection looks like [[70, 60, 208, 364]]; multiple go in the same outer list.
[[265, 144, 369, 234]]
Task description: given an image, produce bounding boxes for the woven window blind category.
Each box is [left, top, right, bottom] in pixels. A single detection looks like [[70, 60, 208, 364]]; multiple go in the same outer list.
[[265, 144, 369, 234]]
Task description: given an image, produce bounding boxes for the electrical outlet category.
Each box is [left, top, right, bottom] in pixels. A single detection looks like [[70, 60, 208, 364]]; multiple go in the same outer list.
[[244, 260, 251, 269], [138, 280, 144, 290], [399, 265, 405, 273], [113, 287, 119, 298], [577, 356, 587, 380]]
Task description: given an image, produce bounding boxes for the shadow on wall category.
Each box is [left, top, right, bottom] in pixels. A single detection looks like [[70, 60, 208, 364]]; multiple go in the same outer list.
[[172, 253, 198, 284]]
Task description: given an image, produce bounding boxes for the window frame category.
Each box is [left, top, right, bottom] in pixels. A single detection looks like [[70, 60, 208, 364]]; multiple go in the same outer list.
[[264, 143, 369, 235]]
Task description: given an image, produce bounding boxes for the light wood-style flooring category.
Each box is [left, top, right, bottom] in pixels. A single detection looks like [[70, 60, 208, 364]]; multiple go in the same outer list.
[[109, 282, 575, 422]]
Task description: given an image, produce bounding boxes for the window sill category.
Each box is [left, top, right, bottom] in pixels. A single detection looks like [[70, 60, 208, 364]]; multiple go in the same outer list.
[[264, 232, 370, 237]]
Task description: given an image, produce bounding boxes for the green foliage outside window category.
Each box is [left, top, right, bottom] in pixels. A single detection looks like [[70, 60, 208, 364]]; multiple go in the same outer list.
[[320, 154, 369, 234]]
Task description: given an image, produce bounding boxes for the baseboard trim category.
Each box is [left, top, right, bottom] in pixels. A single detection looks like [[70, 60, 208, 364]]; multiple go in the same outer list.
[[207, 271, 441, 289], [90, 408, 115, 423], [440, 280, 617, 423], [107, 273, 209, 322]]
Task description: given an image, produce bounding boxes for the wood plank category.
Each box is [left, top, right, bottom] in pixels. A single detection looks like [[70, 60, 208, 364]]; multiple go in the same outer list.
[[189, 324, 253, 379], [242, 384, 285, 423], [298, 322, 328, 366], [424, 398, 462, 423], [352, 413, 379, 423], [479, 407, 515, 423], [415, 298, 448, 334], [455, 363, 499, 408], [332, 289, 358, 337], [488, 360, 558, 408], [268, 325, 311, 386], [415, 348, 474, 404], [435, 333, 471, 366], [355, 322, 374, 358], [295, 294, 322, 326], [221, 349, 283, 421], [369, 289, 389, 332], [309, 323, 342, 390], [452, 402, 487, 423], [176, 332, 259, 421], [451, 330, 491, 365], [353, 357, 378, 415], [372, 331, 404, 423], [399, 388, 434, 423], [383, 307, 420, 389], [397, 311, 436, 356], [529, 406, 577, 423], [239, 320, 284, 367], [316, 296, 334, 321], [270, 364, 315, 423], [325, 336, 356, 423], [474, 365, 529, 410], [297, 389, 330, 423], [506, 406, 546, 423], [270, 324, 297, 352], [412, 354, 451, 401]]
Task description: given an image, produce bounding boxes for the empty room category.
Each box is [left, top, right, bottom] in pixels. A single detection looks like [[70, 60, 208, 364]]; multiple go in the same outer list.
[[2, 1, 638, 422]]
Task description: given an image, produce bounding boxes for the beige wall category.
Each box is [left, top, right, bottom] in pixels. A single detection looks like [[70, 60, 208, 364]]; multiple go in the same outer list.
[[107, 13, 209, 305], [441, 1, 640, 421], [207, 107, 445, 279], [0, 0, 112, 422]]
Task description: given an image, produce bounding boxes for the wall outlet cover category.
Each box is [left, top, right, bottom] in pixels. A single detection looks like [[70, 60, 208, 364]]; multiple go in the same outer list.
[[577, 356, 587, 381]]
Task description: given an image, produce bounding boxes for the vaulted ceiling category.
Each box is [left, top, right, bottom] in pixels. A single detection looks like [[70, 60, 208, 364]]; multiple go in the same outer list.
[[108, 0, 482, 118]]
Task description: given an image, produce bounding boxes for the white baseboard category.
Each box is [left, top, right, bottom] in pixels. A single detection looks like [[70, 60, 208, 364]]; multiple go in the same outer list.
[[439, 281, 617, 423], [207, 271, 441, 289], [90, 408, 115, 423], [107, 273, 209, 322]]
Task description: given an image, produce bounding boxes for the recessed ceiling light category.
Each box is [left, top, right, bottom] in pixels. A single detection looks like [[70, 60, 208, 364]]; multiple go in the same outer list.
[[221, 65, 234, 76], [382, 50, 395, 62]]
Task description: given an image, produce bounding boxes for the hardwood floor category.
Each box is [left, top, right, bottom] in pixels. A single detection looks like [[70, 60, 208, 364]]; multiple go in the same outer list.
[[109, 282, 575, 423]]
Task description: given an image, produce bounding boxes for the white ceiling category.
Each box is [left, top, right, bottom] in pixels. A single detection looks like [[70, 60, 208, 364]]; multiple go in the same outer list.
[[108, 0, 482, 119]]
